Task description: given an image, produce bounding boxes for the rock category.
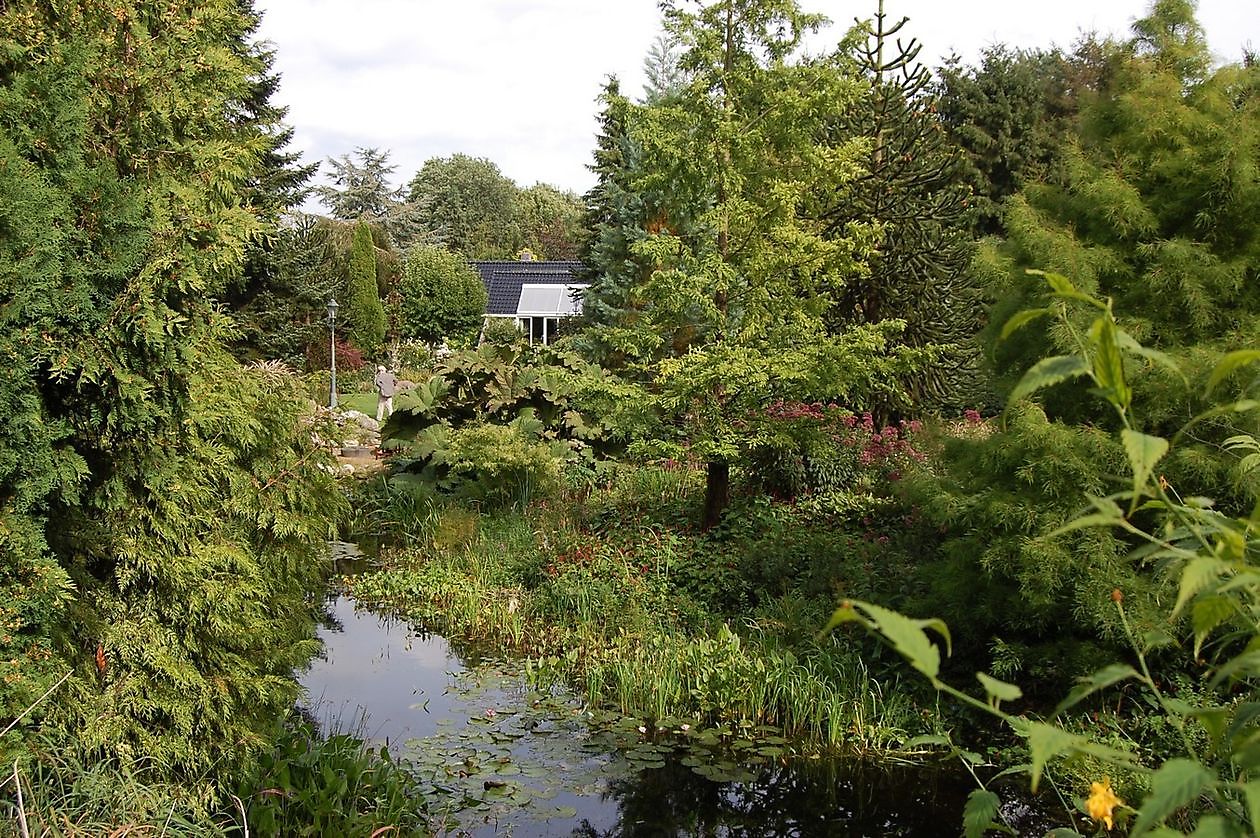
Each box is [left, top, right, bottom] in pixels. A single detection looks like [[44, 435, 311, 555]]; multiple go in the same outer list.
[[396, 379, 416, 392], [340, 410, 380, 433]]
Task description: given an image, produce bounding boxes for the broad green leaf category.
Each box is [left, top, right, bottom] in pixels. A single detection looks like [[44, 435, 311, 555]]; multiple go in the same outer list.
[[904, 734, 953, 749], [1087, 493, 1127, 518], [1007, 355, 1092, 406], [1053, 664, 1141, 716], [977, 672, 1023, 704], [963, 789, 1001, 838], [821, 602, 870, 636], [857, 601, 951, 679], [1185, 705, 1230, 747], [1130, 759, 1215, 836], [1208, 650, 1260, 690], [1177, 401, 1260, 446], [1047, 512, 1128, 538], [1028, 269, 1106, 309], [1226, 703, 1260, 748], [1116, 329, 1185, 381], [1191, 595, 1236, 657], [1122, 430, 1169, 501], [1188, 815, 1244, 837], [1207, 350, 1260, 395], [1173, 557, 1230, 619], [1024, 722, 1086, 792], [1000, 308, 1052, 342], [1091, 314, 1131, 410], [1222, 434, 1260, 452], [1241, 780, 1260, 833], [1140, 628, 1177, 653]]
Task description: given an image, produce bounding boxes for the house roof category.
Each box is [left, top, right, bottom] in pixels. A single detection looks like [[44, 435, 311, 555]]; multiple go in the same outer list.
[[472, 260, 585, 316]]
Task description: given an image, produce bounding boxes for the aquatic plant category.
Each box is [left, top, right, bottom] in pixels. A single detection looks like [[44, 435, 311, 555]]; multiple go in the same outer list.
[[239, 714, 430, 837]]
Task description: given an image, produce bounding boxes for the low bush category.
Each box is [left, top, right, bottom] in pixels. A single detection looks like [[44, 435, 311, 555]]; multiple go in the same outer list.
[[239, 714, 429, 837]]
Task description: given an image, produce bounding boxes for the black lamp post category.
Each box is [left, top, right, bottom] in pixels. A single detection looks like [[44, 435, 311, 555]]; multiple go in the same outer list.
[[326, 298, 339, 409]]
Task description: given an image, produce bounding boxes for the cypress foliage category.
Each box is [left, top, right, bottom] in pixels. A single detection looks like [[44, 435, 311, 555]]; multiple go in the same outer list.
[[346, 220, 386, 355], [0, 0, 346, 781]]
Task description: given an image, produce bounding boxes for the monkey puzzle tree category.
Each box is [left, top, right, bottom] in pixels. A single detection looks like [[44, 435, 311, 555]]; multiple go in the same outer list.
[[822, 1, 981, 411]]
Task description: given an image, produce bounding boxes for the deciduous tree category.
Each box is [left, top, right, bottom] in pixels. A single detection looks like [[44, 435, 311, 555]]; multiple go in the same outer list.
[[406, 153, 522, 259], [398, 245, 488, 345], [586, 0, 916, 525]]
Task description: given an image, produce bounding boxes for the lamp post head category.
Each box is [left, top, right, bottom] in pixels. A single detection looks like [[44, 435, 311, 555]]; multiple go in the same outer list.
[[326, 297, 339, 323]]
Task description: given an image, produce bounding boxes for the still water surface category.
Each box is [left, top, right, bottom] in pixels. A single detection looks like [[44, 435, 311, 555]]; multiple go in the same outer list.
[[301, 594, 1041, 836]]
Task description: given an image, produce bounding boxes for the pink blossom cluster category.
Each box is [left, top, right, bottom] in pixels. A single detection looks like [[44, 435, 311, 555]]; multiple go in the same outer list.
[[852, 418, 927, 469]]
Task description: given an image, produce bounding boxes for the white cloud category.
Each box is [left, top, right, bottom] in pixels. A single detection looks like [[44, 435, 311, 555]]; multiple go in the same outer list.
[[255, 0, 1257, 207]]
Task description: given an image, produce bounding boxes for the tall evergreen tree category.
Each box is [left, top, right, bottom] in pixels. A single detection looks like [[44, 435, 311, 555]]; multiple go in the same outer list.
[[936, 46, 1066, 235], [222, 0, 321, 356], [821, 1, 981, 411], [936, 38, 1122, 236], [346, 221, 386, 354], [642, 32, 688, 102], [0, 0, 344, 778], [318, 147, 431, 249], [579, 78, 649, 333]]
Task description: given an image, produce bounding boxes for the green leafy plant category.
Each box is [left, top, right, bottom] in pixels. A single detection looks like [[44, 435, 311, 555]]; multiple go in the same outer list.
[[397, 245, 487, 345], [239, 714, 429, 836], [827, 271, 1260, 836]]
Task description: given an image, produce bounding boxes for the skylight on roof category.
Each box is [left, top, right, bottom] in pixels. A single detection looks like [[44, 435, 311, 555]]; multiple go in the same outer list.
[[517, 283, 587, 316]]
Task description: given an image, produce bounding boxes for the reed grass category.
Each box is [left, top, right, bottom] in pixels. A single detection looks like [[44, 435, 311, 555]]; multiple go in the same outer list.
[[349, 522, 934, 757]]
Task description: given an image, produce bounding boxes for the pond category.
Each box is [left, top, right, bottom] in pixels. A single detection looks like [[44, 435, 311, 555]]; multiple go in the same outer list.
[[301, 588, 1055, 836]]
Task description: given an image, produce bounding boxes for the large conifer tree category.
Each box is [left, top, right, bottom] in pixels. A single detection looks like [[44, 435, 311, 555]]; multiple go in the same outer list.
[[822, 2, 981, 411], [0, 0, 344, 779], [346, 220, 387, 354]]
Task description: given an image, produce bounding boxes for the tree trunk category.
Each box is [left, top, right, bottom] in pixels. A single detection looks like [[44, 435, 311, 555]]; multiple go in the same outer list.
[[702, 460, 730, 529]]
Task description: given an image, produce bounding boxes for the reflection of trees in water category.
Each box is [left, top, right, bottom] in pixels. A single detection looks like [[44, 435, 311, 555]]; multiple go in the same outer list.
[[568, 758, 977, 837]]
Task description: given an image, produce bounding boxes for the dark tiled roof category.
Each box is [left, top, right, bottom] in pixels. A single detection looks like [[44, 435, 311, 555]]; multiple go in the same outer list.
[[473, 260, 585, 316]]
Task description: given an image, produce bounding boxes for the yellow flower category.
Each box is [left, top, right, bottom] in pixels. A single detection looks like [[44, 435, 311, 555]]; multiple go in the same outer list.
[[1087, 777, 1123, 830]]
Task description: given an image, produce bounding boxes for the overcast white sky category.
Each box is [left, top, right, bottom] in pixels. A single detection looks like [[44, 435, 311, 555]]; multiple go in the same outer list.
[[254, 1, 1257, 205]]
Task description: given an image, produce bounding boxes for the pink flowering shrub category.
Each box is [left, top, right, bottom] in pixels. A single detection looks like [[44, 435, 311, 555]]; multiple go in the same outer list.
[[748, 401, 926, 498]]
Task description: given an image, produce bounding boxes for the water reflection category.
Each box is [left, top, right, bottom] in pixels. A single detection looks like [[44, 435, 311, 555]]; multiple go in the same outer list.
[[566, 758, 977, 837], [303, 592, 1052, 837]]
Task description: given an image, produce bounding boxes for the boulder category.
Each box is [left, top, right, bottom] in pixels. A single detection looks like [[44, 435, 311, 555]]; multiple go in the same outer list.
[[340, 410, 380, 433]]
